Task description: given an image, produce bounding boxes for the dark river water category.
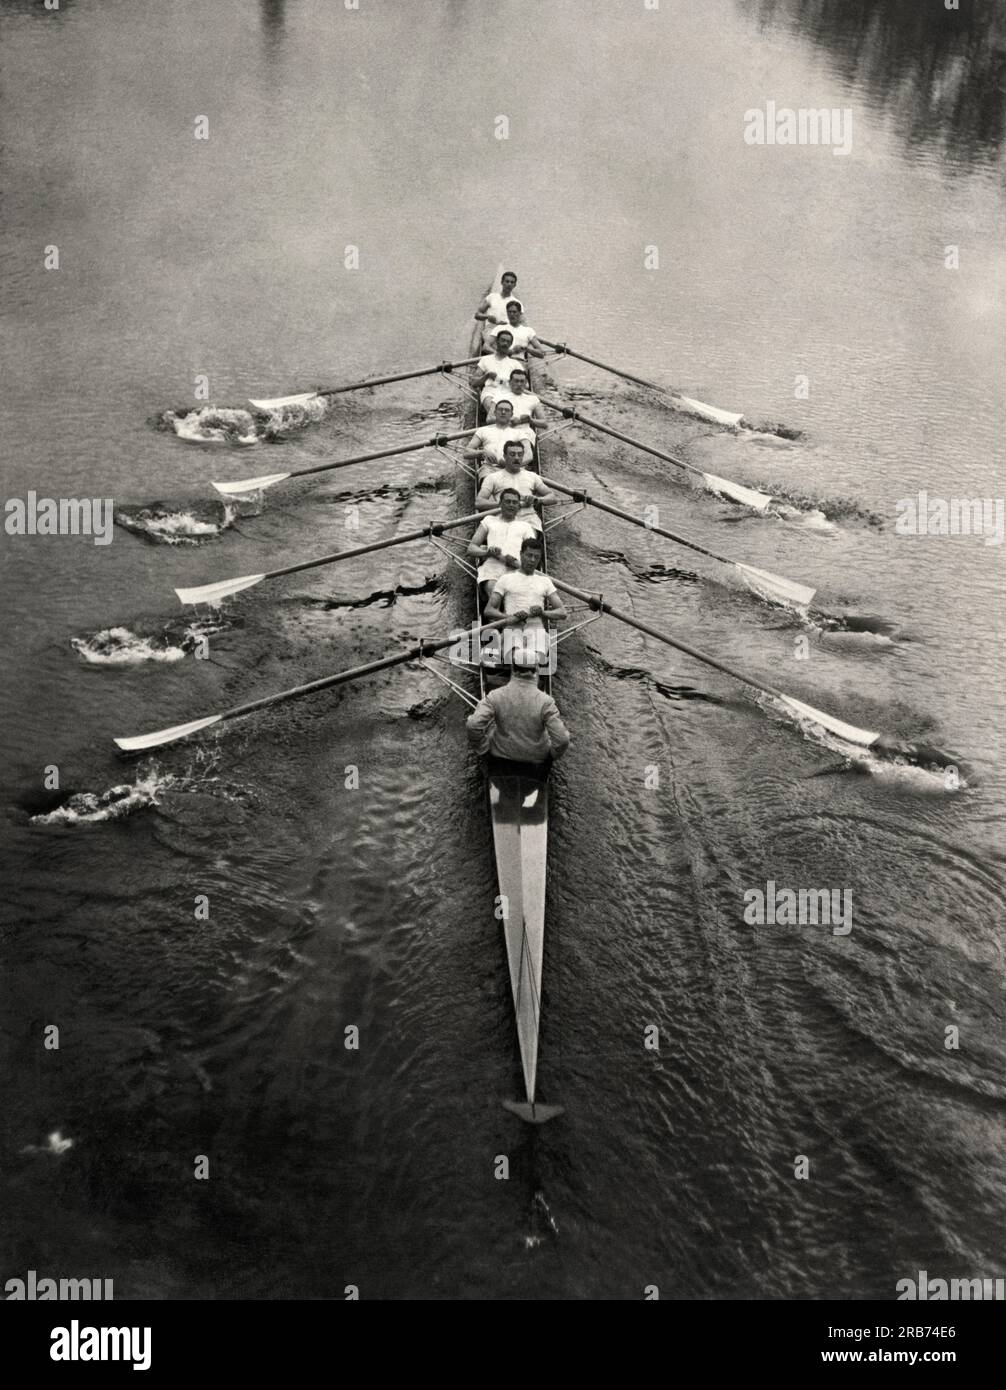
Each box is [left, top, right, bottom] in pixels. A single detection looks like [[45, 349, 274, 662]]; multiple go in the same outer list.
[[2, 0, 1004, 1299]]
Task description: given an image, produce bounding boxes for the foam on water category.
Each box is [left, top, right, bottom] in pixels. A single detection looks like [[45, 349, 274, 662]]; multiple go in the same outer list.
[[115, 501, 239, 544], [31, 770, 176, 826], [166, 406, 259, 446], [71, 620, 225, 665]]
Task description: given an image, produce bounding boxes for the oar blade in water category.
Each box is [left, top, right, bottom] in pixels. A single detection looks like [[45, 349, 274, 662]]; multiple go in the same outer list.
[[249, 392, 322, 410], [114, 714, 223, 754], [778, 695, 879, 748], [212, 472, 291, 496], [175, 574, 266, 606], [675, 394, 745, 428], [734, 563, 815, 611], [702, 472, 774, 512]]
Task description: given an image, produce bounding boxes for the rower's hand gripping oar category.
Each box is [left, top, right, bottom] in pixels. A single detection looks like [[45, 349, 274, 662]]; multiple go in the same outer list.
[[114, 616, 514, 754], [542, 339, 745, 428], [540, 476, 815, 612], [212, 428, 474, 497], [175, 507, 497, 606], [550, 577, 882, 749], [248, 356, 481, 411], [543, 401, 774, 512]]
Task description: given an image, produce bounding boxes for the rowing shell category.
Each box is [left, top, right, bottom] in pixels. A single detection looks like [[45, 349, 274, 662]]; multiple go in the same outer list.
[[466, 270, 562, 1124]]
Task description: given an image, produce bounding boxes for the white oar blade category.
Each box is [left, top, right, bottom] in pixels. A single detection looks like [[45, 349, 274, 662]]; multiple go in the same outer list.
[[212, 472, 290, 496], [675, 394, 745, 429], [175, 574, 266, 606], [778, 695, 879, 748], [735, 563, 815, 611], [702, 471, 774, 512], [114, 714, 223, 753], [249, 392, 322, 410]]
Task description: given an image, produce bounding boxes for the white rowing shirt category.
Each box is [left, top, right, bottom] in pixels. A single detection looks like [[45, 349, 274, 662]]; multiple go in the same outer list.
[[485, 291, 520, 323], [478, 353, 523, 410], [493, 389, 541, 422], [473, 422, 534, 466], [487, 321, 536, 353], [491, 570, 556, 633], [475, 514, 537, 584], [478, 467, 543, 529]]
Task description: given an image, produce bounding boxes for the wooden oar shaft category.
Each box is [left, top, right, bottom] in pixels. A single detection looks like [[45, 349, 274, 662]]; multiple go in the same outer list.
[[540, 475, 725, 566], [550, 577, 790, 705], [540, 401, 700, 477], [262, 507, 492, 583], [288, 429, 474, 482], [540, 340, 662, 394], [318, 357, 480, 397], [215, 618, 512, 725]]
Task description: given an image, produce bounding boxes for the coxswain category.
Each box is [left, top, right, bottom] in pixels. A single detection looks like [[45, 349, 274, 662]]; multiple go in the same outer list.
[[466, 648, 571, 774], [467, 487, 538, 607], [476, 441, 557, 528]]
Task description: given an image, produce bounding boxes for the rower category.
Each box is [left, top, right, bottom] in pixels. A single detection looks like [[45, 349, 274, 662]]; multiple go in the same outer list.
[[464, 399, 535, 474], [467, 486, 538, 608], [491, 366, 548, 438], [474, 270, 520, 330], [477, 441, 558, 528], [482, 535, 568, 669], [475, 330, 522, 416], [466, 648, 571, 775], [485, 300, 545, 359]]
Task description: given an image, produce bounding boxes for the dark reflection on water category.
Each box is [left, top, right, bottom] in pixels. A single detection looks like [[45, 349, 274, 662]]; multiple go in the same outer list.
[[260, 0, 285, 33], [739, 0, 1006, 165]]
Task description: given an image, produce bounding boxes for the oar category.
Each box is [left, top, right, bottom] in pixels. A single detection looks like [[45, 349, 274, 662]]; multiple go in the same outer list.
[[114, 616, 512, 754], [175, 507, 495, 606], [544, 401, 773, 511], [542, 400, 774, 512], [249, 357, 481, 411], [541, 339, 744, 428], [540, 476, 814, 611], [212, 428, 474, 497], [551, 577, 880, 748]]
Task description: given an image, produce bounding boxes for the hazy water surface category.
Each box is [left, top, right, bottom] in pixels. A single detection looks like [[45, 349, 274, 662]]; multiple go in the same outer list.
[[2, 0, 1004, 1299]]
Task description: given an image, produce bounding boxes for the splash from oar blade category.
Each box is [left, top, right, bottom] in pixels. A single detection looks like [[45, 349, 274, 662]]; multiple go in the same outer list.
[[702, 472, 774, 512], [249, 392, 322, 410], [734, 564, 815, 611], [115, 715, 223, 754], [675, 395, 745, 428], [212, 472, 291, 497], [175, 574, 266, 606], [777, 695, 879, 748]]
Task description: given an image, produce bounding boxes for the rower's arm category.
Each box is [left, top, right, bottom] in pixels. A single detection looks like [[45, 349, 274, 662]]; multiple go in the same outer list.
[[528, 404, 548, 432], [526, 335, 546, 358], [467, 521, 489, 557], [543, 590, 568, 622], [475, 479, 499, 514], [474, 297, 492, 322], [465, 697, 496, 754], [463, 432, 486, 460], [541, 697, 571, 758], [483, 588, 506, 623], [532, 478, 558, 506]]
